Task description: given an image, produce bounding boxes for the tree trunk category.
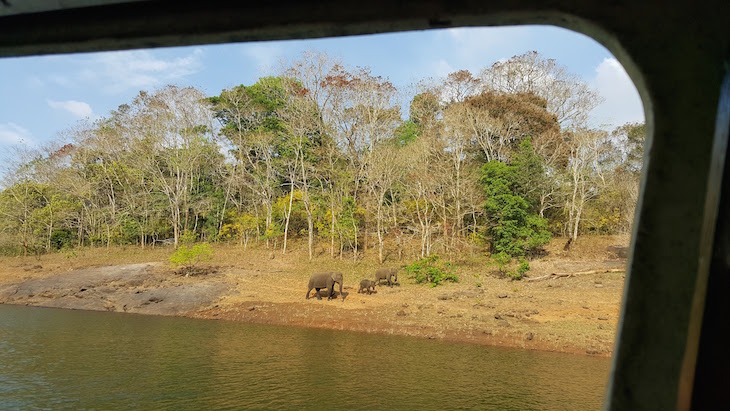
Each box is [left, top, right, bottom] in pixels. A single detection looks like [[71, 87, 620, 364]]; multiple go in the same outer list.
[[330, 200, 336, 258], [377, 202, 384, 264], [282, 182, 294, 254], [307, 210, 314, 261]]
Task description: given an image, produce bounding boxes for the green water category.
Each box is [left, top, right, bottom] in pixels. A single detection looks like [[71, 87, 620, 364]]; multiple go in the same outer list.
[[0, 304, 610, 410]]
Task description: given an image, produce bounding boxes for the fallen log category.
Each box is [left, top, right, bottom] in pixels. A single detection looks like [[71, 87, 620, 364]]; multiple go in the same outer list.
[[526, 268, 624, 282]]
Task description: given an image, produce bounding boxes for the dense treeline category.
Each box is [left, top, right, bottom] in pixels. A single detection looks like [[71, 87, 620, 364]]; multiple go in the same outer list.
[[0, 50, 645, 261]]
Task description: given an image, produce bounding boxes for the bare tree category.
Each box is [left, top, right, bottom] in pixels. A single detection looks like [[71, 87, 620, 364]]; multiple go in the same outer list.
[[481, 51, 602, 128]]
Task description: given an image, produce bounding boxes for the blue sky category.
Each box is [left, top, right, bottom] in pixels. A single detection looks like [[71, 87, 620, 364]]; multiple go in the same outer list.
[[0, 25, 644, 155]]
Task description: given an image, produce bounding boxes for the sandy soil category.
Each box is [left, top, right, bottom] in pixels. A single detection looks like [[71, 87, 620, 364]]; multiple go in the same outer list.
[[0, 236, 629, 357]]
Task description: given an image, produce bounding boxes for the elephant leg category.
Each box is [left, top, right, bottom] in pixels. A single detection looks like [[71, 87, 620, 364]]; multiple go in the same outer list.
[[315, 288, 323, 300], [306, 286, 312, 299]]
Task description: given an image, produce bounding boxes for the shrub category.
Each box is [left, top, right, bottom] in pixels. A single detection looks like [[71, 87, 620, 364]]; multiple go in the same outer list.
[[50, 229, 74, 250], [491, 252, 530, 280], [406, 255, 459, 287], [169, 243, 213, 276], [491, 251, 512, 273], [518, 259, 530, 276]]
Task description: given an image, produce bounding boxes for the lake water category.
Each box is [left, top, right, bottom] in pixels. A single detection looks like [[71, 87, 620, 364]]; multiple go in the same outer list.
[[0, 304, 610, 410]]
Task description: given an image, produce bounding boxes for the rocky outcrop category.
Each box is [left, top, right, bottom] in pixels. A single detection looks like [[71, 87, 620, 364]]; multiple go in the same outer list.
[[0, 263, 229, 316]]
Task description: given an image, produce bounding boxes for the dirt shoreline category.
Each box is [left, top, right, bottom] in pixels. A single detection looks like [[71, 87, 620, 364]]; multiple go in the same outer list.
[[0, 237, 627, 357]]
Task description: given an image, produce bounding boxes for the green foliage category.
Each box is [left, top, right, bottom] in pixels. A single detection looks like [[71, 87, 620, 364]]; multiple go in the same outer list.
[[491, 251, 512, 272], [613, 122, 646, 174], [220, 210, 260, 245], [491, 252, 530, 280], [113, 217, 141, 245], [334, 197, 361, 251], [169, 243, 213, 268], [50, 229, 74, 251], [518, 259, 530, 276], [406, 255, 459, 287], [179, 230, 198, 245], [393, 120, 420, 146], [481, 143, 551, 257], [510, 258, 531, 280]]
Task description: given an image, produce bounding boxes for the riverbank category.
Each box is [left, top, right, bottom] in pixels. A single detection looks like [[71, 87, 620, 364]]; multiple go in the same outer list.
[[0, 236, 628, 356]]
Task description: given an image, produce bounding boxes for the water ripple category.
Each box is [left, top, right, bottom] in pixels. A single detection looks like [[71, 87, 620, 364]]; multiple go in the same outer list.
[[0, 305, 609, 410]]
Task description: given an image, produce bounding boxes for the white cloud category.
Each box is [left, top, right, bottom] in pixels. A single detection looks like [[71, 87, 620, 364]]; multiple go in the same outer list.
[[47, 99, 93, 118], [76, 48, 204, 94], [589, 58, 645, 128], [0, 123, 35, 145], [240, 43, 283, 75], [437, 27, 530, 70]]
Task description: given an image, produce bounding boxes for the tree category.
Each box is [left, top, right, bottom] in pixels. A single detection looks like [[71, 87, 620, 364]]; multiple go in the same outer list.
[[481, 51, 602, 128], [481, 158, 551, 257], [0, 182, 47, 255], [278, 82, 324, 259], [130, 86, 218, 248], [564, 129, 612, 241]]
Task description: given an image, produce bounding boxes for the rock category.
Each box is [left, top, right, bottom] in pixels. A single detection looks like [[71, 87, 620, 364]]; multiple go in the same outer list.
[[248, 305, 256, 311], [586, 349, 601, 355], [582, 305, 589, 309], [598, 316, 609, 320], [595, 284, 604, 288], [525, 332, 534, 341], [497, 293, 508, 298], [437, 295, 450, 301], [397, 310, 407, 317], [494, 314, 502, 320], [401, 303, 409, 308]]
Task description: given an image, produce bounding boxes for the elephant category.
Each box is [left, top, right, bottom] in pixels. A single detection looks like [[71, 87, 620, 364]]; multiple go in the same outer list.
[[306, 271, 344, 301], [358, 279, 376, 294], [374, 267, 398, 287]]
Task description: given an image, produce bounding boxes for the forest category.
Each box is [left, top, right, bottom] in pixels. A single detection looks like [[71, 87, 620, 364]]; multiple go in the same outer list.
[[0, 50, 645, 264]]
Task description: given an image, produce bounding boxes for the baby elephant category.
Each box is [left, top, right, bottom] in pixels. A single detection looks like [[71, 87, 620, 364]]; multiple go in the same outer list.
[[358, 279, 377, 294]]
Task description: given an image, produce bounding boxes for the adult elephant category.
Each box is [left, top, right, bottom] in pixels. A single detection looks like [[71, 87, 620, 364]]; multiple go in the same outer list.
[[375, 267, 398, 287], [306, 272, 344, 301]]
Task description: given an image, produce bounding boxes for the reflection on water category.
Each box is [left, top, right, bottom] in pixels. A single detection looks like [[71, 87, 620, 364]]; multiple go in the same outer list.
[[0, 304, 609, 410]]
